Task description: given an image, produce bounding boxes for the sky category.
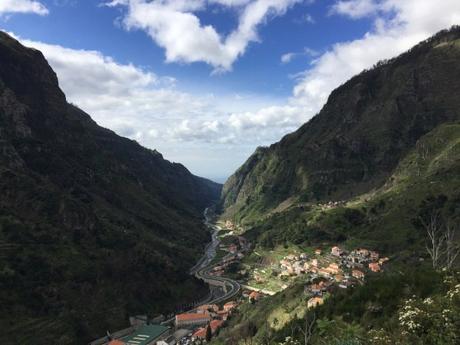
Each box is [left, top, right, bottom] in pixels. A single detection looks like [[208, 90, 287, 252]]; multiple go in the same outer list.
[[1, 0, 460, 182]]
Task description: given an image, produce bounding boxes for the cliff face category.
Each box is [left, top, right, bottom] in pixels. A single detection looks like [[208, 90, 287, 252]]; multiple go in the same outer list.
[[221, 27, 460, 223], [0, 32, 221, 344]]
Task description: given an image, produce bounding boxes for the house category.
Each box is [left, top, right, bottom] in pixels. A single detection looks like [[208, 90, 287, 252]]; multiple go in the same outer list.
[[210, 320, 224, 334], [311, 259, 318, 267], [175, 312, 211, 328], [352, 269, 365, 279], [315, 249, 322, 255], [327, 263, 340, 274], [369, 262, 381, 272], [223, 301, 238, 312], [122, 325, 171, 345], [300, 253, 308, 260], [334, 274, 344, 282], [331, 246, 343, 257], [196, 304, 219, 313], [379, 257, 389, 265], [217, 310, 229, 321], [357, 249, 369, 257], [307, 297, 324, 309], [192, 320, 224, 340], [191, 327, 207, 340], [249, 291, 261, 302], [308, 283, 325, 295], [318, 268, 331, 277], [108, 341, 125, 345]]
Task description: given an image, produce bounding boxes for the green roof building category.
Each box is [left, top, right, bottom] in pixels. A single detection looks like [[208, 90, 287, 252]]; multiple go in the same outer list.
[[122, 324, 170, 345]]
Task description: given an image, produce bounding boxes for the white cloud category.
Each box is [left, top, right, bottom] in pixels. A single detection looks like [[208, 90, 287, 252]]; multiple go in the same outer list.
[[281, 47, 319, 64], [0, 0, 48, 15], [104, 0, 304, 72], [9, 0, 460, 179], [294, 0, 460, 116], [330, 0, 379, 19]]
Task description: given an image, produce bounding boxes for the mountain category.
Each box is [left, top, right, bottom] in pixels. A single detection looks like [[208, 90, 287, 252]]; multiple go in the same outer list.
[[213, 27, 460, 345], [0, 32, 221, 344], [221, 27, 460, 228]]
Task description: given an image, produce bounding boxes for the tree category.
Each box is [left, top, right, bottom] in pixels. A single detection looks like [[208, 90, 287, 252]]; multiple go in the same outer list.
[[445, 220, 460, 270], [420, 210, 446, 269], [298, 312, 316, 345]]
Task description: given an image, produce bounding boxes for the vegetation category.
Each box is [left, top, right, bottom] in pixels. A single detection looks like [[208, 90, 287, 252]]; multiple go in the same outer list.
[[215, 28, 460, 345], [0, 32, 221, 344]]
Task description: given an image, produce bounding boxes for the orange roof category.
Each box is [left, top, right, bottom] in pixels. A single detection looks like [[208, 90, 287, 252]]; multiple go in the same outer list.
[[176, 312, 210, 321], [210, 319, 224, 332], [249, 291, 261, 299], [193, 328, 207, 339], [224, 301, 237, 308], [108, 341, 125, 345]]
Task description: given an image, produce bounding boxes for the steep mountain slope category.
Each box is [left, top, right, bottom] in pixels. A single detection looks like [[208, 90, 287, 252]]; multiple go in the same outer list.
[[212, 28, 460, 345], [221, 27, 460, 224], [0, 32, 220, 344]]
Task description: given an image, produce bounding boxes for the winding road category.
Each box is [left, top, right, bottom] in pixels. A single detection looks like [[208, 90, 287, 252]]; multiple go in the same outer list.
[[191, 207, 241, 304]]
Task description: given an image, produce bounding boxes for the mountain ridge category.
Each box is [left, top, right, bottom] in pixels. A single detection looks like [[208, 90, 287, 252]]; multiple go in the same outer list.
[[220, 26, 460, 224], [0, 31, 220, 344]]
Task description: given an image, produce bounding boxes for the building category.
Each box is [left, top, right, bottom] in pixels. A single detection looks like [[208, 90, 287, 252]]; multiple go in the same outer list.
[[108, 341, 125, 345], [192, 320, 224, 341], [192, 327, 207, 340], [334, 274, 344, 282], [308, 282, 325, 295], [307, 297, 324, 309], [369, 262, 381, 272], [217, 310, 229, 321], [315, 249, 322, 255], [223, 301, 238, 312], [196, 304, 219, 313], [352, 269, 365, 279], [210, 320, 224, 334], [331, 246, 343, 257], [379, 257, 390, 265], [357, 249, 369, 257], [249, 291, 261, 302], [175, 312, 211, 328], [122, 325, 170, 345], [327, 263, 340, 274], [318, 268, 331, 277]]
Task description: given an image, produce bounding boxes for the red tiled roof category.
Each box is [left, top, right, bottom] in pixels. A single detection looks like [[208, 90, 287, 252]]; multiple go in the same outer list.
[[193, 328, 207, 339], [210, 319, 224, 332], [249, 291, 261, 299], [176, 312, 210, 322], [108, 341, 125, 345]]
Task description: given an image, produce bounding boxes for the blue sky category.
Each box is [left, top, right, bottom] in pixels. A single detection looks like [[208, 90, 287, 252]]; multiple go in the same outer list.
[[1, 0, 460, 182]]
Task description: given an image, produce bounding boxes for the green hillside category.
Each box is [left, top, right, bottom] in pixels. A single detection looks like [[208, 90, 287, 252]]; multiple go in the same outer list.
[[0, 32, 221, 344], [220, 27, 460, 226], [214, 28, 460, 345]]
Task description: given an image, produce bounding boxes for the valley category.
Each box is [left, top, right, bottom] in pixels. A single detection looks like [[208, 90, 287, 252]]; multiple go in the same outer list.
[[0, 6, 460, 345]]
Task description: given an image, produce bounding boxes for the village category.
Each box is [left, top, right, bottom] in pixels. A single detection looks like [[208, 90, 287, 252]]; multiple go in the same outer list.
[[97, 217, 390, 345], [279, 246, 390, 309]]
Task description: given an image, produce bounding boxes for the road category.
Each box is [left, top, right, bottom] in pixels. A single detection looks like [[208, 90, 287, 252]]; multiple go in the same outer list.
[[192, 207, 241, 304], [161, 208, 241, 326]]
